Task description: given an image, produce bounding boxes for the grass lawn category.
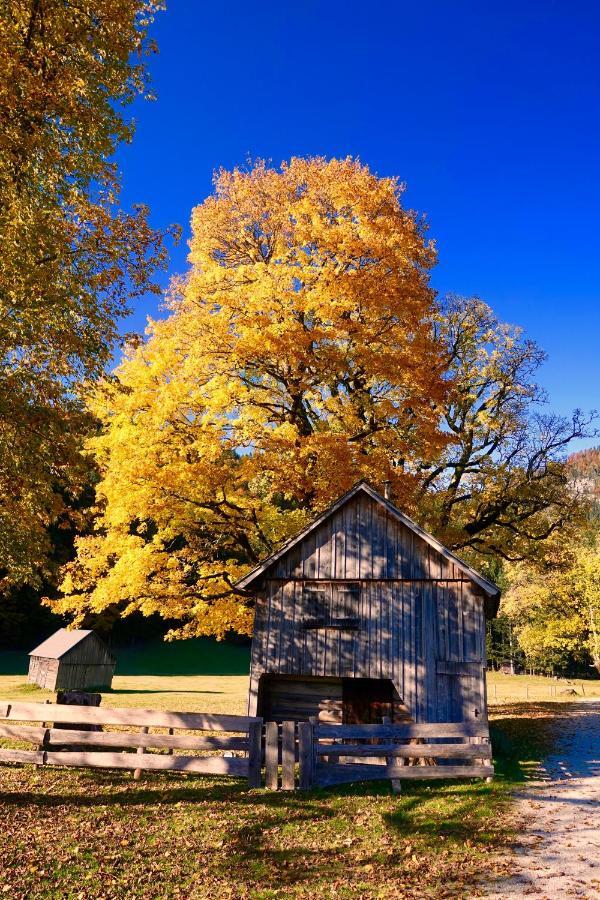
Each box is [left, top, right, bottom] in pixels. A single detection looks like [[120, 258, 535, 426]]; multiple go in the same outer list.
[[0, 660, 565, 900]]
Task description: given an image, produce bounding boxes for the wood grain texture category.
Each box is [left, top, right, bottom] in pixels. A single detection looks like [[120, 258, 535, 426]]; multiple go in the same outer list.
[[249, 491, 490, 728], [3, 702, 259, 732], [43, 751, 250, 775], [265, 721, 279, 790], [315, 743, 492, 759], [0, 749, 45, 765], [315, 722, 489, 739], [281, 720, 296, 790], [386, 764, 493, 779]]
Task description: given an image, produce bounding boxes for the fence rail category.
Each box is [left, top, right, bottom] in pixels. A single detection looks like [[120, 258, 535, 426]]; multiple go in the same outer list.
[[0, 701, 263, 787], [298, 720, 493, 790]]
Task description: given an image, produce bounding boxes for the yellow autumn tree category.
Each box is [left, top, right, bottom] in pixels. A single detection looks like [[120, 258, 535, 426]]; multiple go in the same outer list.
[[54, 157, 449, 637], [0, 1, 168, 595], [503, 532, 600, 673]]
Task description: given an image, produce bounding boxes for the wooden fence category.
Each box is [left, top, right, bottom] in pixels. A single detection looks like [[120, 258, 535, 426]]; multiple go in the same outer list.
[[0, 702, 262, 787], [0, 702, 493, 792], [297, 720, 494, 789]]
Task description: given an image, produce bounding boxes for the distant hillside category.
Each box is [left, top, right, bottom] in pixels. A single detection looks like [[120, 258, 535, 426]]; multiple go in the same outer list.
[[568, 446, 600, 509]]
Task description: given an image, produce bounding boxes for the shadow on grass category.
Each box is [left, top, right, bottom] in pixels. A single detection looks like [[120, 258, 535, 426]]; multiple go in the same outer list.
[[489, 701, 595, 781], [0, 766, 515, 893], [105, 688, 224, 695]]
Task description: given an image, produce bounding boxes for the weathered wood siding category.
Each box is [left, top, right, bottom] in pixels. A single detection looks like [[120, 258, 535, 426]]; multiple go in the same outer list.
[[249, 493, 488, 724], [28, 635, 115, 691], [270, 493, 467, 582]]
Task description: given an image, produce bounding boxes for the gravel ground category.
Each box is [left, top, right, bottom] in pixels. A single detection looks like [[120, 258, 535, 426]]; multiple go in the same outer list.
[[486, 701, 600, 899]]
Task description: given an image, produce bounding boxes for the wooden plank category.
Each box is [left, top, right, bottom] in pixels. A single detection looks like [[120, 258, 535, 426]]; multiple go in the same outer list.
[[281, 721, 296, 790], [333, 510, 345, 579], [386, 764, 494, 780], [247, 720, 262, 788], [317, 517, 332, 580], [0, 749, 45, 766], [4, 702, 259, 732], [0, 724, 47, 744], [315, 762, 493, 787], [44, 723, 251, 750], [43, 751, 250, 775], [265, 721, 279, 790], [405, 582, 417, 719], [382, 714, 401, 794], [358, 495, 372, 579], [316, 762, 388, 786], [317, 743, 492, 759], [315, 722, 490, 739], [373, 505, 386, 579], [298, 721, 314, 790], [345, 498, 358, 579]]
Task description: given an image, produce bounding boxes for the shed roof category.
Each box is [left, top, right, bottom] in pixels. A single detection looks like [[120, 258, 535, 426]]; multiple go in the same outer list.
[[29, 628, 95, 659], [235, 480, 500, 600]]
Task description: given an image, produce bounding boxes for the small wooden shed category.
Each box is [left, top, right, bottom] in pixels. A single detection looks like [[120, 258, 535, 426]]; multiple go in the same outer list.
[[28, 629, 116, 691], [236, 481, 500, 726]]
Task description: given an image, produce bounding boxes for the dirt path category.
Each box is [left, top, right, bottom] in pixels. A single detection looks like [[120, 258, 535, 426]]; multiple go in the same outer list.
[[486, 701, 600, 899]]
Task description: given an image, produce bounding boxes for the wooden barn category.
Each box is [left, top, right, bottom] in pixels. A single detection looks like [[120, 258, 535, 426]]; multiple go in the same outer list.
[[28, 629, 116, 691], [236, 481, 500, 726]]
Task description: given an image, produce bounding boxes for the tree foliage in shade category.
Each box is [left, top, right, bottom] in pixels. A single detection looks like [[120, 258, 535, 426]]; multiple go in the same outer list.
[[0, 0, 170, 591]]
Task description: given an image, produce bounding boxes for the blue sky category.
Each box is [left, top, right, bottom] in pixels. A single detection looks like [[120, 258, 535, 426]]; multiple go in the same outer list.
[[116, 0, 599, 450]]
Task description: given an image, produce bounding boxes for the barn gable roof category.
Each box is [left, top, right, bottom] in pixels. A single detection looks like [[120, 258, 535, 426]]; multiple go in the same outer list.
[[29, 628, 110, 660], [235, 481, 500, 599]]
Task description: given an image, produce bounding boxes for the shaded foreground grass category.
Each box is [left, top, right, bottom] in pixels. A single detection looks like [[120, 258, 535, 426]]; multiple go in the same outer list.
[[0, 693, 558, 899], [0, 765, 513, 899]]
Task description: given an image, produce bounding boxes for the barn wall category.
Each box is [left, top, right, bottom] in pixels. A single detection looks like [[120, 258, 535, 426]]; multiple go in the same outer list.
[[250, 579, 486, 722], [28, 656, 60, 690], [63, 636, 115, 667], [54, 663, 115, 690], [249, 494, 488, 724], [271, 493, 468, 582]]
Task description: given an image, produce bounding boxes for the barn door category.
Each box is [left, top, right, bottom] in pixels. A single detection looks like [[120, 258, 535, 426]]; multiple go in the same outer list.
[[435, 583, 486, 722]]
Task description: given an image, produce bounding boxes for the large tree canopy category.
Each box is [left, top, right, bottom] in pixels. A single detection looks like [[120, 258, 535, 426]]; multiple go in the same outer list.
[[0, 1, 169, 592], [55, 157, 449, 637], [54, 158, 595, 639]]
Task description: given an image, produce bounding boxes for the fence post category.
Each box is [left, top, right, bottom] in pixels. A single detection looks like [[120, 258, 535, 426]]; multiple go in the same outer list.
[[265, 721, 279, 790], [382, 715, 402, 794], [133, 725, 149, 781], [281, 721, 296, 790], [247, 720, 262, 789], [298, 721, 315, 790]]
